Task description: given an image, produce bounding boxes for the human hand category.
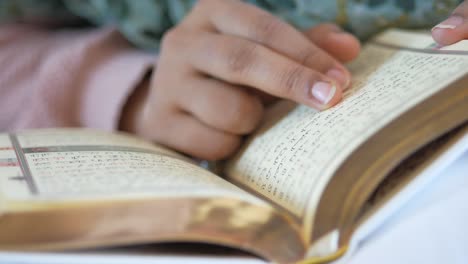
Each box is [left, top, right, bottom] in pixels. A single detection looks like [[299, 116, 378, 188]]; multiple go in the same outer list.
[[121, 0, 360, 160], [432, 0, 468, 45]]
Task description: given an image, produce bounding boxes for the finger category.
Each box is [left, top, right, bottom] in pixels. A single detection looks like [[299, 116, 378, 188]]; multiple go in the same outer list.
[[432, 0, 468, 46], [175, 76, 264, 135], [186, 0, 351, 89], [303, 23, 361, 63], [146, 111, 241, 161], [159, 29, 277, 107], [190, 33, 343, 110], [249, 90, 278, 106]]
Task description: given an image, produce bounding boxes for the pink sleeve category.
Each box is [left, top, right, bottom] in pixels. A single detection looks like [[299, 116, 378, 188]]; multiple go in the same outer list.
[[0, 24, 155, 132]]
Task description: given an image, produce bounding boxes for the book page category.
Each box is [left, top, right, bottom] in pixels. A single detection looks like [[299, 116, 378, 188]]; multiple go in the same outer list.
[[357, 124, 468, 220], [225, 30, 468, 235], [340, 130, 468, 264], [0, 129, 265, 207]]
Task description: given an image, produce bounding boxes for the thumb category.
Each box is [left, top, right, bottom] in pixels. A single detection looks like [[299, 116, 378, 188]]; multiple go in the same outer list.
[[303, 23, 360, 63], [432, 0, 468, 46]]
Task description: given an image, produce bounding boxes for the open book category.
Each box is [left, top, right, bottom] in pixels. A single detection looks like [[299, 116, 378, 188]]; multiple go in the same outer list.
[[0, 29, 467, 264]]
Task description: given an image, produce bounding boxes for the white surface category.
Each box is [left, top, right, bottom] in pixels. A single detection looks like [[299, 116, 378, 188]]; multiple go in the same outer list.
[[335, 132, 468, 264], [1, 152, 467, 264], [344, 151, 468, 264], [0, 254, 263, 264], [0, 245, 265, 264]]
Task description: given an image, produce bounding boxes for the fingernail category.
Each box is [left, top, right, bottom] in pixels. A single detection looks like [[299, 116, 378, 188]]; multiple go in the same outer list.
[[432, 15, 464, 30], [326, 68, 350, 89], [311, 82, 336, 105]]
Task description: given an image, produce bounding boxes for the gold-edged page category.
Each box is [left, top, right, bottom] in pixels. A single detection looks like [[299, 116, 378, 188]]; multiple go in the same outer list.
[[0, 129, 308, 263], [357, 123, 468, 222], [225, 29, 468, 243], [0, 129, 265, 207]]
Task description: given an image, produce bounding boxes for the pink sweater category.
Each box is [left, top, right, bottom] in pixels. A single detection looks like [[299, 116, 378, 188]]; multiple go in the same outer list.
[[0, 24, 154, 132]]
